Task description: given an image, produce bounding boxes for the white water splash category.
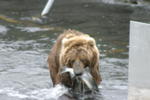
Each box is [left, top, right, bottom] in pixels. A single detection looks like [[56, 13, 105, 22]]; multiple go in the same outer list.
[[0, 88, 28, 99], [0, 25, 9, 35], [98, 85, 103, 89], [28, 84, 68, 100], [0, 85, 68, 100]]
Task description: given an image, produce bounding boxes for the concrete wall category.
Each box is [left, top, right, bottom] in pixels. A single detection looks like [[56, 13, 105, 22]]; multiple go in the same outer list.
[[128, 21, 150, 100]]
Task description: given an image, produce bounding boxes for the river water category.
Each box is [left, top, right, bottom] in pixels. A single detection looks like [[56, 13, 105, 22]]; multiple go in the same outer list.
[[0, 0, 150, 100]]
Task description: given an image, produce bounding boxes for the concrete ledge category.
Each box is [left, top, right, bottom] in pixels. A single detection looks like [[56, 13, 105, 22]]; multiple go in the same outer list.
[[129, 21, 150, 100], [128, 87, 150, 100]]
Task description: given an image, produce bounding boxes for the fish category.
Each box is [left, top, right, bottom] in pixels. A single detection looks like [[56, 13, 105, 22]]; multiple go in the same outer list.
[[60, 67, 99, 94]]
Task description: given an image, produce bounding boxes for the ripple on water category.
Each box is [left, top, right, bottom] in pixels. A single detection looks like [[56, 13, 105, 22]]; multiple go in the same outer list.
[[16, 26, 50, 33]]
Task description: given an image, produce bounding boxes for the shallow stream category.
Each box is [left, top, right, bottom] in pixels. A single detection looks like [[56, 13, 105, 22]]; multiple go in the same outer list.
[[0, 0, 150, 100]]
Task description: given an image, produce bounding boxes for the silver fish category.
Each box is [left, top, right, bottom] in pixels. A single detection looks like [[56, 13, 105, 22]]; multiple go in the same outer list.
[[80, 71, 98, 90], [60, 67, 98, 91]]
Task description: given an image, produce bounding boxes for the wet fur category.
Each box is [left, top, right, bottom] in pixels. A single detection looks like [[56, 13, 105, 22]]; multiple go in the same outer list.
[[48, 29, 102, 87]]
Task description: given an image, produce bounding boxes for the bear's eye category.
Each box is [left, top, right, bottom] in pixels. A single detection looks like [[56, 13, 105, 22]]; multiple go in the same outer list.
[[68, 63, 72, 68], [84, 66, 88, 68], [68, 60, 74, 67], [70, 60, 75, 64], [81, 59, 89, 67]]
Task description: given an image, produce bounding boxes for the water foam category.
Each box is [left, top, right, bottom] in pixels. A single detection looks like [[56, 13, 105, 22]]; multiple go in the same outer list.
[[0, 25, 9, 35], [0, 85, 68, 100]]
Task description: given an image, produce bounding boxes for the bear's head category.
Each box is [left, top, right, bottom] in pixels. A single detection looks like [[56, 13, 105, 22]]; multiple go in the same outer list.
[[59, 33, 100, 87]]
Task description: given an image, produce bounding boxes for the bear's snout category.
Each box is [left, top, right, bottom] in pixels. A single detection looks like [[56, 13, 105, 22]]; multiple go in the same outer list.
[[73, 59, 84, 76]]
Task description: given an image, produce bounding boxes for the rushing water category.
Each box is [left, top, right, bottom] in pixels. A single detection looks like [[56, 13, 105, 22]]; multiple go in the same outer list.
[[0, 0, 150, 100]]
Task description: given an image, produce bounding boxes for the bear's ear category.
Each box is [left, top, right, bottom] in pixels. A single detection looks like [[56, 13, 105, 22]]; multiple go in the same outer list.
[[82, 35, 96, 47], [62, 38, 70, 48], [85, 37, 96, 47]]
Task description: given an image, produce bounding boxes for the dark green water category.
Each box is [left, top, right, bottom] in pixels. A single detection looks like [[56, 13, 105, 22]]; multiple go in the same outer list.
[[0, 0, 150, 100]]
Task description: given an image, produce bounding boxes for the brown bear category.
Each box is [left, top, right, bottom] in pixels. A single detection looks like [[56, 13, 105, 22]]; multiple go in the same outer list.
[[48, 29, 102, 87]]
